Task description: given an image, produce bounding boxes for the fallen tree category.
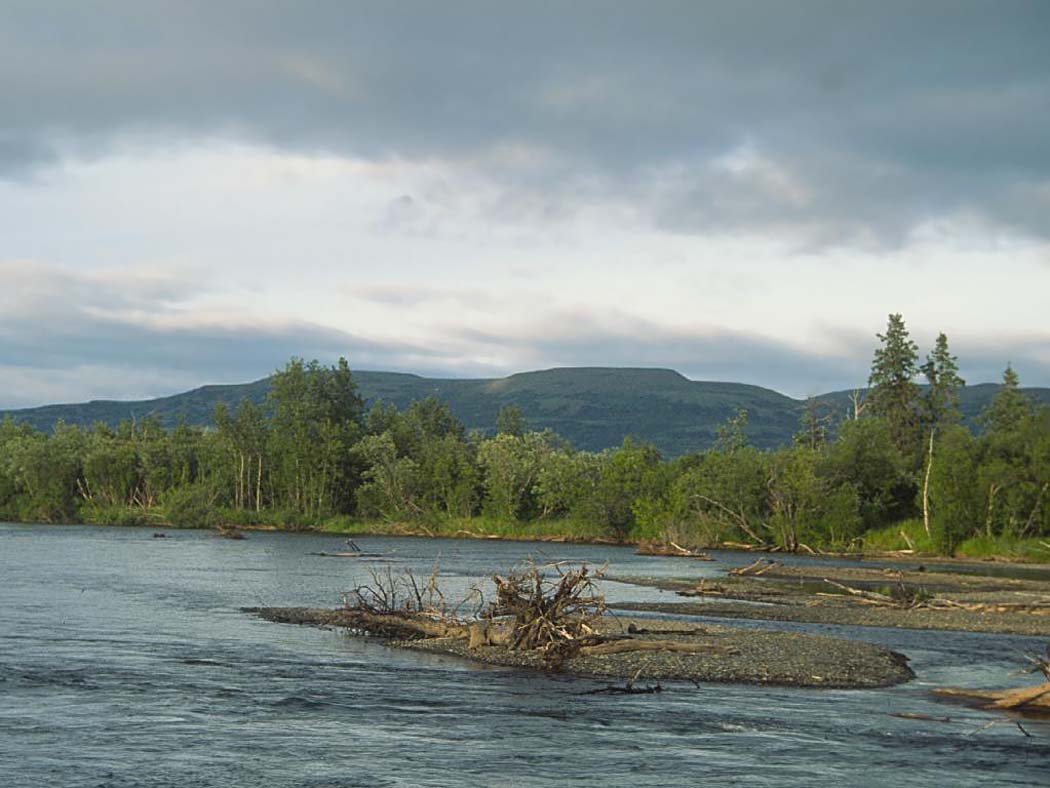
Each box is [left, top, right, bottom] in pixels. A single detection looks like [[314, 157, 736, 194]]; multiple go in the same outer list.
[[934, 644, 1050, 715]]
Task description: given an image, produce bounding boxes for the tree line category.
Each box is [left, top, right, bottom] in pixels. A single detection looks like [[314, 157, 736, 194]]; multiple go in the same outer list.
[[1, 317, 1047, 556]]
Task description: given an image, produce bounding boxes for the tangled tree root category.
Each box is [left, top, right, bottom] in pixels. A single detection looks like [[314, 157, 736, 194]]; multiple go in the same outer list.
[[338, 561, 734, 670]]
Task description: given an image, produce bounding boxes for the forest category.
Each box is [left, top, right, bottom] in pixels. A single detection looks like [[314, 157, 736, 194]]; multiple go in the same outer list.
[[1, 314, 1048, 559]]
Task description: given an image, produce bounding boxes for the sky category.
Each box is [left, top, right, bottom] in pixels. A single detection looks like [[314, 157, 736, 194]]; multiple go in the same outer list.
[[3, 1, 1050, 408]]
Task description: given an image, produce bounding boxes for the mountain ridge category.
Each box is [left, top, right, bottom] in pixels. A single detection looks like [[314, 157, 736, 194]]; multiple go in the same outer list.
[[3, 367, 1048, 457]]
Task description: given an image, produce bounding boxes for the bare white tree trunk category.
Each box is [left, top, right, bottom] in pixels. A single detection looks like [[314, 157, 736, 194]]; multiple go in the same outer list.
[[922, 429, 935, 535]]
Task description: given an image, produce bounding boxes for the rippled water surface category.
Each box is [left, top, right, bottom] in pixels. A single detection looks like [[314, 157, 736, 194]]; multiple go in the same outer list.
[[2, 523, 1047, 787]]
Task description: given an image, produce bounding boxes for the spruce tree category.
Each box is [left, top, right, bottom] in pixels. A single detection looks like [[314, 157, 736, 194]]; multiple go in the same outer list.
[[867, 313, 920, 454], [918, 332, 964, 535], [921, 332, 965, 429], [794, 397, 830, 450], [980, 364, 1031, 434]]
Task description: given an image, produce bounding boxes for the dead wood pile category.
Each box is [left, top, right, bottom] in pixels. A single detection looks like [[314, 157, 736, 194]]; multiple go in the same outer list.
[[339, 561, 733, 669]]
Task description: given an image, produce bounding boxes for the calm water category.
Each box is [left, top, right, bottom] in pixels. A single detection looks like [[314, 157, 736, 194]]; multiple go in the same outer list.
[[1, 524, 1047, 787]]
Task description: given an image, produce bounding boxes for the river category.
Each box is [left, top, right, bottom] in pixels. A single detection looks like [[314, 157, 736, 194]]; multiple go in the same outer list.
[[1, 523, 1047, 787]]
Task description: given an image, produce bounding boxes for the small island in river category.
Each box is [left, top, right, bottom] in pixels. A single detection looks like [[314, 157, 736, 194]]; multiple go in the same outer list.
[[251, 606, 914, 688], [248, 562, 916, 689]]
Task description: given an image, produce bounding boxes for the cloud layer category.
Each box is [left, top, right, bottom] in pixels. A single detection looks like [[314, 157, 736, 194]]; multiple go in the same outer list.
[[2, 3, 1050, 407], [4, 2, 1050, 243]]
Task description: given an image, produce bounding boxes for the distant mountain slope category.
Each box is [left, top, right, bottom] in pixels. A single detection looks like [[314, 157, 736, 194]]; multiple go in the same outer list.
[[3, 368, 1049, 457], [814, 383, 1050, 427]]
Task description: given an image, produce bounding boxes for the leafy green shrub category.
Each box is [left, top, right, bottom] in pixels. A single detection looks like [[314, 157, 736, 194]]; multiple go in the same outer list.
[[78, 502, 154, 527], [955, 535, 1050, 563], [163, 485, 220, 529], [862, 518, 936, 554]]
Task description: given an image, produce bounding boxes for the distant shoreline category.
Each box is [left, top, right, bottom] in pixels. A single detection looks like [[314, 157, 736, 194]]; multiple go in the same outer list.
[[4, 519, 1045, 567]]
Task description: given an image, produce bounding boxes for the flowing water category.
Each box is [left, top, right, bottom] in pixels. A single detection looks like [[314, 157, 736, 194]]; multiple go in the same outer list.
[[1, 523, 1047, 787]]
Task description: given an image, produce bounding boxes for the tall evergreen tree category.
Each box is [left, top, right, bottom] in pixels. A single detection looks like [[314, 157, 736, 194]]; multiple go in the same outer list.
[[980, 364, 1030, 435], [867, 313, 920, 454], [921, 333, 965, 429], [918, 332, 965, 534]]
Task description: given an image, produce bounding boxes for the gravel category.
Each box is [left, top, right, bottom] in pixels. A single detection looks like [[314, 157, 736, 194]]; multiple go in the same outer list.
[[248, 607, 914, 689]]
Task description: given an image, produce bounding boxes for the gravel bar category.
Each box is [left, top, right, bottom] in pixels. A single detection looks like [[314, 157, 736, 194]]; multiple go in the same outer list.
[[249, 607, 914, 689]]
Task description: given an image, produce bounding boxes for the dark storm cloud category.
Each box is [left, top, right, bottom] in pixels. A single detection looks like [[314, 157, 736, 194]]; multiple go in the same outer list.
[[3, 1, 1049, 242]]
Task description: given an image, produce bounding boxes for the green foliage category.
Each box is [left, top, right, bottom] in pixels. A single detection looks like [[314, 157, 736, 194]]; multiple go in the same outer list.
[[587, 439, 665, 539], [765, 446, 863, 549], [1, 334, 1048, 560], [7, 365, 1050, 458], [928, 426, 980, 553], [861, 519, 937, 554], [496, 405, 527, 437], [821, 418, 914, 531], [477, 432, 555, 522], [955, 535, 1050, 563], [266, 357, 364, 517], [921, 332, 965, 430], [78, 502, 155, 527], [979, 365, 1031, 434], [535, 449, 601, 520], [163, 484, 220, 529], [715, 408, 749, 453], [666, 447, 770, 545], [794, 398, 831, 450], [868, 313, 921, 454]]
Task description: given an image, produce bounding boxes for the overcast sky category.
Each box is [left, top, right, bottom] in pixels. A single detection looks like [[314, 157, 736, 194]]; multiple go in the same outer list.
[[3, 1, 1049, 408]]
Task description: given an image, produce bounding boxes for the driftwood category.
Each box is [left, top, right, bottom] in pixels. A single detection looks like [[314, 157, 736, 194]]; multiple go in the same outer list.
[[311, 552, 387, 558], [721, 540, 778, 552], [821, 579, 1050, 615], [820, 578, 936, 610], [730, 559, 780, 577], [577, 669, 662, 695], [635, 541, 713, 560], [935, 647, 1050, 715], [677, 579, 728, 598], [933, 683, 1050, 712], [340, 561, 740, 670], [626, 623, 708, 636]]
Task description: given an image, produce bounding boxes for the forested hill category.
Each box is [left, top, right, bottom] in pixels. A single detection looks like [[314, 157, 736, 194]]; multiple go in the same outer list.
[[3, 368, 1049, 456]]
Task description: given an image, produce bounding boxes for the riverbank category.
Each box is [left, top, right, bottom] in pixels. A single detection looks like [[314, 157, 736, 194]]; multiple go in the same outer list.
[[607, 561, 1050, 637], [8, 513, 1050, 563], [249, 606, 915, 689]]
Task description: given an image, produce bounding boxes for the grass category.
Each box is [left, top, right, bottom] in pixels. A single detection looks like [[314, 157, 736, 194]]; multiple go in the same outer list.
[[861, 519, 937, 554], [318, 515, 615, 542], [955, 535, 1050, 563], [861, 519, 1050, 563]]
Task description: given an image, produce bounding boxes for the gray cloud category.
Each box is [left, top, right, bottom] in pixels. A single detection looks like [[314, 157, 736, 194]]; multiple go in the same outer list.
[[440, 307, 1050, 397], [3, 263, 1048, 407], [0, 262, 457, 407], [441, 309, 864, 397], [3, 1, 1049, 243]]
